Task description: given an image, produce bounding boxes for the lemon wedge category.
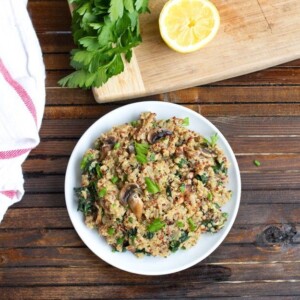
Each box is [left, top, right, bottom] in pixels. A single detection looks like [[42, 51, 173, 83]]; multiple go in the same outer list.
[[159, 0, 220, 53]]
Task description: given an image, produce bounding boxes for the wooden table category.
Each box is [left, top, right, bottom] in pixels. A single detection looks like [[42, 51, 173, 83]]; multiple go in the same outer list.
[[0, 1, 300, 298]]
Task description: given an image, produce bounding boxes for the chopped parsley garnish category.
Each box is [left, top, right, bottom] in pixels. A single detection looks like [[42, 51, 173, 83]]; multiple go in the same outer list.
[[222, 212, 229, 219], [179, 184, 185, 193], [178, 158, 188, 168], [196, 173, 209, 185], [130, 120, 139, 127], [113, 142, 120, 150], [169, 240, 180, 252], [213, 160, 227, 174], [135, 142, 149, 164], [145, 232, 154, 239], [176, 221, 184, 228], [149, 153, 156, 161], [80, 153, 93, 171], [207, 192, 213, 201], [117, 237, 124, 245], [111, 176, 119, 184], [253, 160, 261, 167], [98, 187, 107, 198], [147, 218, 165, 233], [145, 177, 160, 194], [182, 117, 190, 126], [187, 218, 197, 232], [95, 164, 102, 178], [204, 133, 218, 147], [107, 227, 115, 236]]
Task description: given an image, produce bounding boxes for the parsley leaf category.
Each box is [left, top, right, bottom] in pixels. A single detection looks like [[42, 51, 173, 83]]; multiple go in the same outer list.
[[58, 0, 150, 88], [182, 117, 189, 126], [147, 218, 165, 233], [145, 177, 160, 194], [98, 187, 107, 198], [135, 142, 149, 164], [204, 133, 219, 147]]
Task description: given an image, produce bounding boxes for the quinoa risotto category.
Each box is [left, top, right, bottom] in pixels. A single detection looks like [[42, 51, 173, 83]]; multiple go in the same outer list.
[[75, 112, 232, 257]]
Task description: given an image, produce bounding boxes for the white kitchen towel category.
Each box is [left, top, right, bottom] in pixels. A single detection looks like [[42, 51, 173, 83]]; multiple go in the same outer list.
[[0, 0, 45, 222]]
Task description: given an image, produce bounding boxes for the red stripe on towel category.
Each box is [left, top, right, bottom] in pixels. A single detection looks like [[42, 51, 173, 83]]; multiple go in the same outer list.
[[0, 190, 17, 199], [0, 148, 31, 159], [0, 59, 37, 125]]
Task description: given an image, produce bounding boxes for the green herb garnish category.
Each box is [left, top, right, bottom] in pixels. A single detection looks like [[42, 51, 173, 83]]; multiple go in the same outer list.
[[207, 192, 213, 201], [145, 177, 160, 194], [117, 237, 124, 245], [58, 0, 150, 88], [95, 164, 102, 178], [113, 142, 120, 150], [169, 240, 180, 252], [80, 153, 93, 171], [253, 160, 261, 167], [98, 187, 107, 198], [178, 158, 188, 168], [204, 133, 218, 147], [135, 142, 149, 164], [222, 212, 229, 219], [213, 160, 227, 174], [149, 153, 156, 161], [130, 120, 139, 127], [147, 218, 165, 233], [187, 218, 197, 232], [182, 117, 189, 126], [176, 221, 184, 228], [128, 217, 133, 223], [145, 232, 154, 239], [107, 227, 115, 236], [196, 173, 209, 185], [111, 176, 119, 184], [179, 184, 185, 193]]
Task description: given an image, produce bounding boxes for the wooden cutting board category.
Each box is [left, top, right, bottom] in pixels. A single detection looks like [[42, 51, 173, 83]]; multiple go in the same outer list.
[[75, 0, 300, 103]]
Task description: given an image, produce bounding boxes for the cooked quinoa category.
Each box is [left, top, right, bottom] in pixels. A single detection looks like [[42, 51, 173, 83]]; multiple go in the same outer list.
[[75, 112, 232, 257]]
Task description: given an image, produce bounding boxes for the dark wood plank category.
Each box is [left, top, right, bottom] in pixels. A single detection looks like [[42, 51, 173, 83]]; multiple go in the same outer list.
[[0, 281, 299, 298], [28, 1, 71, 32], [163, 86, 300, 104], [46, 85, 300, 105], [1, 263, 299, 286], [13, 193, 66, 208], [0, 242, 299, 267], [38, 32, 73, 54]]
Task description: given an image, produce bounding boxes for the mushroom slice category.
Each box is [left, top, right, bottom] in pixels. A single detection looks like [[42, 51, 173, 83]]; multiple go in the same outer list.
[[147, 128, 173, 144], [100, 136, 117, 160], [128, 194, 143, 221], [201, 148, 217, 158], [119, 183, 143, 220]]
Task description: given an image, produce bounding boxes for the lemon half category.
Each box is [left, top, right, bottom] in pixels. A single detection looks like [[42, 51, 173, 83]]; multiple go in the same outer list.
[[159, 0, 220, 53]]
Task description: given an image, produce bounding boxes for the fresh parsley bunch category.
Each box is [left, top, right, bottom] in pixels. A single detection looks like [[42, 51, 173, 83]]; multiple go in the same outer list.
[[58, 0, 149, 88]]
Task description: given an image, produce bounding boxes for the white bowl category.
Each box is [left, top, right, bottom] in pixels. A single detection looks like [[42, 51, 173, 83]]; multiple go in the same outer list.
[[65, 101, 241, 275]]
